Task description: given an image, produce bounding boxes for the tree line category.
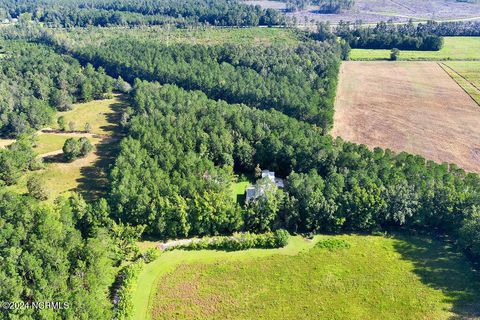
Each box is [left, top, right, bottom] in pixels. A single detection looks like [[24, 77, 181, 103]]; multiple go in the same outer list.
[[110, 80, 480, 265], [68, 38, 341, 129], [0, 0, 285, 27], [0, 40, 113, 137], [334, 21, 444, 50]]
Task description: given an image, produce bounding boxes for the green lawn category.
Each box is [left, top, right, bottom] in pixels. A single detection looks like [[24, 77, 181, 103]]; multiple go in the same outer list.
[[134, 233, 480, 320], [231, 180, 251, 203], [350, 37, 480, 61], [441, 61, 480, 105]]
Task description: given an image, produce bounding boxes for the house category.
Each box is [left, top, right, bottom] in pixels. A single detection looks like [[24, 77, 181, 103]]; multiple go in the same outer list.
[[245, 170, 284, 203]]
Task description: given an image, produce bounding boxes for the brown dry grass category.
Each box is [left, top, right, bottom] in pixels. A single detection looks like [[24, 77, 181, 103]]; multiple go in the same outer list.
[[333, 61, 480, 173]]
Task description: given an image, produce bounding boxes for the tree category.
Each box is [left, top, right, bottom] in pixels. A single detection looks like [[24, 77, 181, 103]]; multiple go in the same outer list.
[[27, 175, 49, 200], [79, 137, 94, 157], [63, 137, 80, 161], [390, 48, 400, 61], [245, 178, 284, 232], [57, 116, 66, 131], [68, 120, 76, 132], [84, 122, 92, 133]]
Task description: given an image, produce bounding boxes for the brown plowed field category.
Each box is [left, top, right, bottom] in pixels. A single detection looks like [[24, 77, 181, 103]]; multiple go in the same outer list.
[[332, 61, 480, 173]]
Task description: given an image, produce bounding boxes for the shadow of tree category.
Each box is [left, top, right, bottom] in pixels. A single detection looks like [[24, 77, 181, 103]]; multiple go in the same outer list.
[[74, 96, 128, 201], [392, 232, 480, 319]]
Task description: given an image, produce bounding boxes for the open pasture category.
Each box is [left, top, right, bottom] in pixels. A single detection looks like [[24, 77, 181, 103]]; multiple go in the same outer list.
[[350, 37, 480, 61], [142, 234, 480, 320], [333, 61, 480, 172]]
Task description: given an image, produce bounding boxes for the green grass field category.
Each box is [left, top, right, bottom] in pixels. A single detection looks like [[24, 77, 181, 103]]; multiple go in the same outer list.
[[134, 234, 480, 320], [59, 26, 300, 47], [441, 61, 480, 105], [350, 37, 480, 61], [230, 180, 251, 203]]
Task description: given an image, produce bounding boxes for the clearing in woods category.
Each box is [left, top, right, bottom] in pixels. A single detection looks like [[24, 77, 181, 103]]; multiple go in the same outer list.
[[332, 61, 480, 173], [141, 234, 480, 320], [6, 95, 126, 200]]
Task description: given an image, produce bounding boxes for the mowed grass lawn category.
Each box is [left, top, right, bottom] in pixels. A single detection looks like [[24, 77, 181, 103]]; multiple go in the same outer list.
[[350, 37, 480, 61], [441, 61, 480, 105], [135, 234, 480, 320]]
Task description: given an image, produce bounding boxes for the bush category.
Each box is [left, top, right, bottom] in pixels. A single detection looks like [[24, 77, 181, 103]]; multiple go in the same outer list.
[[114, 260, 144, 320], [316, 238, 351, 250], [27, 175, 49, 201], [390, 48, 400, 61], [142, 248, 160, 263], [172, 230, 290, 252]]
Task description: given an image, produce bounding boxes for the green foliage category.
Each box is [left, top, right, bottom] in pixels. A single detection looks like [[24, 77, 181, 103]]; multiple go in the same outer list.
[[62, 137, 93, 161], [315, 238, 351, 250], [0, 192, 115, 319], [57, 115, 66, 131], [173, 230, 290, 251], [142, 248, 160, 264], [26, 174, 48, 200], [0, 40, 113, 137], [0, 136, 36, 185], [390, 48, 400, 61], [71, 38, 341, 127], [114, 260, 145, 320]]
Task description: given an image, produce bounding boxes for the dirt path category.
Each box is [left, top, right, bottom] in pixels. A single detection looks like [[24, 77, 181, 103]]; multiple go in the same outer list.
[[333, 61, 480, 173]]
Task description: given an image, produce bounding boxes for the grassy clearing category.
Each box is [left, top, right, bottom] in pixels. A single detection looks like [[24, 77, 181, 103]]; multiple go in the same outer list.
[[59, 26, 300, 47], [33, 133, 84, 155], [230, 180, 251, 203], [350, 37, 480, 61], [143, 234, 480, 320], [54, 96, 124, 135], [6, 95, 126, 200], [441, 61, 480, 105]]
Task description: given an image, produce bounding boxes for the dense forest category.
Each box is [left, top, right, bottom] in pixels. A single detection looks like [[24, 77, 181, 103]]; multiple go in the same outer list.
[[335, 21, 444, 50], [0, 40, 113, 137], [68, 38, 341, 128], [0, 0, 285, 27], [112, 80, 480, 264]]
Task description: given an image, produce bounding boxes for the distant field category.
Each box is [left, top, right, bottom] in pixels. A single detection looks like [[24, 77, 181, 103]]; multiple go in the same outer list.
[[440, 61, 480, 105], [246, 0, 480, 24], [333, 61, 480, 173], [59, 26, 300, 47], [142, 234, 480, 320], [350, 37, 480, 61]]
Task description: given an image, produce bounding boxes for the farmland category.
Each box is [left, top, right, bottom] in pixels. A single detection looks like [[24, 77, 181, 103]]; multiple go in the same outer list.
[[246, 0, 480, 25], [350, 37, 480, 60], [140, 234, 480, 320], [332, 61, 480, 173], [440, 61, 480, 105]]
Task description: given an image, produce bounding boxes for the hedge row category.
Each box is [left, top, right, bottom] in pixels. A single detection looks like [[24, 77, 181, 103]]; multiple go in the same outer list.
[[172, 230, 290, 251]]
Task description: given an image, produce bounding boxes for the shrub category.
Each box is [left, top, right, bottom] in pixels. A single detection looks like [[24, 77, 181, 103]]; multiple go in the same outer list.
[[172, 230, 290, 252], [142, 248, 160, 263], [27, 175, 49, 201], [114, 260, 144, 320], [390, 48, 400, 61], [316, 238, 351, 250]]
